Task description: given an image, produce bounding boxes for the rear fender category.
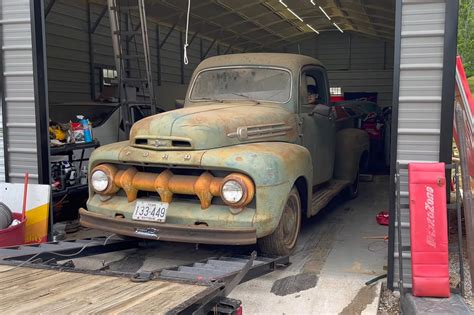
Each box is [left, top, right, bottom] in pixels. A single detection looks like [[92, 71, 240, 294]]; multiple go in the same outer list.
[[333, 129, 370, 182]]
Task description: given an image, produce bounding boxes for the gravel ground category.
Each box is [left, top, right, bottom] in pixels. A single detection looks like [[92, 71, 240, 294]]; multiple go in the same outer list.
[[377, 226, 473, 314], [449, 237, 474, 310], [377, 284, 400, 314]]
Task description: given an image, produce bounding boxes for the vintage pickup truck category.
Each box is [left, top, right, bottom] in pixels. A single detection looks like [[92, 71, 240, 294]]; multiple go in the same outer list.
[[80, 53, 369, 255]]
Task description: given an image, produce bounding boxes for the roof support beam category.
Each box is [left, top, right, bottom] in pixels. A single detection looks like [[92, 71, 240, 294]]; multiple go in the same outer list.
[[188, 31, 199, 46], [224, 44, 234, 54], [45, 0, 56, 18], [358, 0, 384, 38], [159, 17, 180, 49], [91, 5, 108, 34], [158, 0, 268, 50], [201, 38, 218, 59]]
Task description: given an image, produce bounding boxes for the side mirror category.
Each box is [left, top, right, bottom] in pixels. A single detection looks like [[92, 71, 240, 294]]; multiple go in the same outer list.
[[309, 104, 331, 117]]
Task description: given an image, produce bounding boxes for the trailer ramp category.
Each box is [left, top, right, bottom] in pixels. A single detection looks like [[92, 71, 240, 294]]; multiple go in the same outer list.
[[0, 238, 289, 314]]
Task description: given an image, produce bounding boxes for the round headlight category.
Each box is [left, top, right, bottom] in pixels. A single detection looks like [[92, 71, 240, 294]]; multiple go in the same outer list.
[[91, 170, 109, 192], [221, 180, 244, 204]]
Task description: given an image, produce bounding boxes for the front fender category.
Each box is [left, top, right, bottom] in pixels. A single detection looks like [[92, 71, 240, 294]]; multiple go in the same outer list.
[[201, 142, 312, 236], [201, 142, 312, 186]]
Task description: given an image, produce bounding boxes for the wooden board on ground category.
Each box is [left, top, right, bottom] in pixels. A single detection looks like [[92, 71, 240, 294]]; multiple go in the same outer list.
[[0, 265, 210, 314]]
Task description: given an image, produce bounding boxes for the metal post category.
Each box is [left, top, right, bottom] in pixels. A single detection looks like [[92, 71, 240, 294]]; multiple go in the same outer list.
[[156, 24, 161, 86], [455, 162, 465, 295], [200, 38, 203, 60], [87, 1, 96, 100], [395, 163, 404, 297], [30, 0, 50, 185], [179, 31, 184, 84], [455, 106, 474, 288], [202, 38, 217, 59]]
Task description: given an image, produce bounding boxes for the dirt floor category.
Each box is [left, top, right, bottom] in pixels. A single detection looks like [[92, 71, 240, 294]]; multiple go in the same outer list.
[[60, 175, 390, 314]]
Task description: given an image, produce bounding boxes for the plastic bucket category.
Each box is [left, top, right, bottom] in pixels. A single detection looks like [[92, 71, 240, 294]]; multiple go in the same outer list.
[[0, 213, 26, 247]]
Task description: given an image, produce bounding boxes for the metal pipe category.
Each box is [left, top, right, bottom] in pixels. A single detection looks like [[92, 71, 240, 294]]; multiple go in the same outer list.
[[395, 162, 404, 296], [455, 162, 465, 295], [455, 106, 474, 289]]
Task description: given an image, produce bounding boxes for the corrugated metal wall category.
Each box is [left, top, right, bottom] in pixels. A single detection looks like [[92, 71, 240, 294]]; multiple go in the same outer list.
[[45, 0, 228, 107], [391, 0, 449, 289], [290, 33, 394, 107], [0, 0, 40, 183]]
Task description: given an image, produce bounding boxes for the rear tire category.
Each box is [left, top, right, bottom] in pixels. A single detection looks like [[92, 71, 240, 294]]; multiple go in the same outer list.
[[258, 187, 301, 256], [345, 170, 360, 199]]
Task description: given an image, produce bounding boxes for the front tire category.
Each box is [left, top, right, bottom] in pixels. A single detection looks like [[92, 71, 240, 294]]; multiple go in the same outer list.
[[258, 187, 301, 256]]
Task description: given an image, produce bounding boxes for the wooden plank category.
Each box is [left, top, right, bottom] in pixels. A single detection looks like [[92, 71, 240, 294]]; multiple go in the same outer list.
[[0, 267, 208, 314]]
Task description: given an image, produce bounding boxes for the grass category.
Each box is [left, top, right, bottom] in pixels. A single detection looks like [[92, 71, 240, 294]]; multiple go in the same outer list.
[[468, 77, 474, 94]]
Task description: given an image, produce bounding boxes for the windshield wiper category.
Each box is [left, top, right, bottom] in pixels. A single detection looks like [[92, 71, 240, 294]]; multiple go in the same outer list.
[[230, 92, 260, 104]]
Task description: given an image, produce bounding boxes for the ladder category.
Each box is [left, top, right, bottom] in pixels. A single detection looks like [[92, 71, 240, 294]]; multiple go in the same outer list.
[[107, 0, 156, 136]]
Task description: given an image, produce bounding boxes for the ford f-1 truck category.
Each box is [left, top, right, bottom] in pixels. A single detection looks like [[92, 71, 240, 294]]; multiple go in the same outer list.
[[80, 53, 369, 255]]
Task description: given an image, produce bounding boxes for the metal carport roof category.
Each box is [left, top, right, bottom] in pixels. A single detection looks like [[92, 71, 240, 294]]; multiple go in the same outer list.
[[92, 0, 395, 51]]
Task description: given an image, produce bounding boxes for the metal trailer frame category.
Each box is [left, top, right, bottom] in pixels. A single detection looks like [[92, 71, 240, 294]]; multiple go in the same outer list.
[[0, 237, 290, 314]]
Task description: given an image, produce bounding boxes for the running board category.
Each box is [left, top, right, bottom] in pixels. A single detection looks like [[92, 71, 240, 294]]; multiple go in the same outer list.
[[311, 179, 350, 214]]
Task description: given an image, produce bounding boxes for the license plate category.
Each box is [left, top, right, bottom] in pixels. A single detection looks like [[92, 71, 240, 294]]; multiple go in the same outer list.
[[132, 200, 168, 222]]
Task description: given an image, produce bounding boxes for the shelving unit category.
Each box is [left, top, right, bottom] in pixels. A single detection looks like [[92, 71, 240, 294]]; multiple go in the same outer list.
[[50, 140, 100, 199]]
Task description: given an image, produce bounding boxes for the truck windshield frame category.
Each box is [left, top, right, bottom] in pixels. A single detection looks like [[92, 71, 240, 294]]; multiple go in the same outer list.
[[189, 66, 293, 104]]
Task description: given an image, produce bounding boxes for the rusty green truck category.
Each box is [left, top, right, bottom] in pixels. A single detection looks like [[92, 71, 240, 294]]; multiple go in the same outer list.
[[80, 53, 369, 255]]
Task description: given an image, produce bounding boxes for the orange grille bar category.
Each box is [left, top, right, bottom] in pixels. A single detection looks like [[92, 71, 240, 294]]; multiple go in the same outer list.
[[110, 167, 224, 209]]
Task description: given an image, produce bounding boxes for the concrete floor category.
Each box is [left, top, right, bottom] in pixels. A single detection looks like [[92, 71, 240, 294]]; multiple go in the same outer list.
[[229, 175, 389, 314], [66, 175, 390, 314]]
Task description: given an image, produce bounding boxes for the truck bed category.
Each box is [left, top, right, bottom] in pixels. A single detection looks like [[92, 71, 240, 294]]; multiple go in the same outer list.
[[0, 265, 209, 314]]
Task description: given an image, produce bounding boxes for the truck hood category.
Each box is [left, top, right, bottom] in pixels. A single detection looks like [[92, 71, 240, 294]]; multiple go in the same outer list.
[[129, 103, 298, 150]]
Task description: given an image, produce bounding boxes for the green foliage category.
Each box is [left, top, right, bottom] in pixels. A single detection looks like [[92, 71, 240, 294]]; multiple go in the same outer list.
[[458, 0, 474, 77], [468, 77, 474, 93]]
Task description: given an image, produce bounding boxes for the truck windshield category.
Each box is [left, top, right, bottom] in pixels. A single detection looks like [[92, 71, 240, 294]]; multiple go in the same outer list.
[[190, 67, 291, 103]]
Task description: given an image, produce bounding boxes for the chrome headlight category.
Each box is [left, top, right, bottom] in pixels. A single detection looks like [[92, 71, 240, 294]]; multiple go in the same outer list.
[[220, 174, 255, 210], [91, 170, 109, 193], [221, 180, 244, 204]]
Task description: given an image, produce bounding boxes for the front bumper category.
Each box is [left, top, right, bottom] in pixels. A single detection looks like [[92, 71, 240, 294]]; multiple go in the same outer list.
[[79, 208, 257, 245]]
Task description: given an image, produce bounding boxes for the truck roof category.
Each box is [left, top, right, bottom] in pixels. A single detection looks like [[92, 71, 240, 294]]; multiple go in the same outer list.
[[194, 53, 325, 73]]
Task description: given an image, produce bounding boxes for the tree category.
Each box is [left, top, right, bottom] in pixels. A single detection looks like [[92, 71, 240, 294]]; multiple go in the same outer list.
[[458, 0, 474, 77]]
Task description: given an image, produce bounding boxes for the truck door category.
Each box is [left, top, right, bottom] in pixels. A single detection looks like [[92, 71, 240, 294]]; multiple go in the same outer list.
[[299, 67, 336, 185]]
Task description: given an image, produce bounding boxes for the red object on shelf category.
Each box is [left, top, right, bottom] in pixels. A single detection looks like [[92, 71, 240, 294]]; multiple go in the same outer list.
[[409, 162, 450, 298]]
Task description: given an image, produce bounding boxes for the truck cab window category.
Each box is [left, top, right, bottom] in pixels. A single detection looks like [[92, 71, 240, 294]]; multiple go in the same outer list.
[[301, 69, 329, 114]]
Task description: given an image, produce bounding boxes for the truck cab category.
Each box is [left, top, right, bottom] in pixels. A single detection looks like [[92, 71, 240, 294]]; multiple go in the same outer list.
[[80, 53, 369, 256]]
